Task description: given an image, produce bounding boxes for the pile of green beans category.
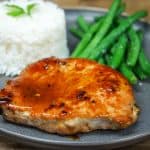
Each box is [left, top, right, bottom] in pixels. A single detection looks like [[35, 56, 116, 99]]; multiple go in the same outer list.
[[70, 0, 149, 84]]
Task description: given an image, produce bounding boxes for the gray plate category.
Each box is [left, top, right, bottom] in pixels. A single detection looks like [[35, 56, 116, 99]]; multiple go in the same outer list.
[[0, 8, 150, 150]]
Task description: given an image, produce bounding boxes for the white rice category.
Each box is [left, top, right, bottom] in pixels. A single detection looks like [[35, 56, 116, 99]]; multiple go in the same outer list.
[[0, 0, 69, 76]]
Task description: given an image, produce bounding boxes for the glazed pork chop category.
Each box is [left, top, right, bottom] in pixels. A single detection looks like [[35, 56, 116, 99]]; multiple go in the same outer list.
[[0, 57, 139, 135]]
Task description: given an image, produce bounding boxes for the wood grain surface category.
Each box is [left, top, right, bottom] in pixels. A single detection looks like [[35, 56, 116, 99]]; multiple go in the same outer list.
[[0, 0, 150, 149], [54, 0, 150, 21]]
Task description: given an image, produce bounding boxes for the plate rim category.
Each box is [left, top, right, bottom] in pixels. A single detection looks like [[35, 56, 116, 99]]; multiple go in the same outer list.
[[0, 8, 150, 148], [64, 7, 150, 24], [0, 126, 150, 147]]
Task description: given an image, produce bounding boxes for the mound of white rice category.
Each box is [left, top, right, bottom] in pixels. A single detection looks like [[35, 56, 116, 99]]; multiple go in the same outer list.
[[0, 0, 69, 76]]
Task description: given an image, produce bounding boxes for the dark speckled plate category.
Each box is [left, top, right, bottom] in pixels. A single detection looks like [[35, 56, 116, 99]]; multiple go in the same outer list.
[[0, 8, 150, 150]]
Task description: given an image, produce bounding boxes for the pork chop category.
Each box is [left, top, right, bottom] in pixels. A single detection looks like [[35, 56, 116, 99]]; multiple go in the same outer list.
[[0, 57, 139, 135]]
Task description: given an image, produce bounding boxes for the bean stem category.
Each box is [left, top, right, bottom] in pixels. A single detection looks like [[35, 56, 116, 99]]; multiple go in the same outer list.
[[70, 27, 84, 38], [77, 15, 90, 32]]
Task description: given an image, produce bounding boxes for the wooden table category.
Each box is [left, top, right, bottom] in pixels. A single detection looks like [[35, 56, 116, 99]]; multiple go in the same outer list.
[[54, 0, 150, 21], [0, 0, 150, 149]]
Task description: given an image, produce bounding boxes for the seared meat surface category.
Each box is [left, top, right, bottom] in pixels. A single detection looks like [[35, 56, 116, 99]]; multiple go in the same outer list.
[[0, 57, 139, 135]]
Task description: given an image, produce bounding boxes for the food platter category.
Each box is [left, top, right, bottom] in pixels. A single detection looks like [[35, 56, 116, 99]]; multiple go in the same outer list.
[[0, 8, 150, 149]]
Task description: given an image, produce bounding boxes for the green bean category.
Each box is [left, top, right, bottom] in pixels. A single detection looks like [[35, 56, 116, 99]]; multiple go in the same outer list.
[[98, 57, 105, 64], [136, 30, 143, 40], [70, 27, 84, 38], [90, 18, 104, 33], [139, 49, 150, 75], [115, 2, 126, 16], [77, 15, 89, 32], [71, 19, 103, 57], [109, 34, 128, 69], [88, 10, 147, 60], [126, 27, 141, 66], [137, 31, 150, 75], [110, 43, 118, 54], [133, 64, 148, 80], [95, 2, 126, 22], [119, 63, 138, 84], [105, 54, 112, 65], [71, 0, 125, 58], [70, 33, 92, 57], [79, 0, 121, 58], [95, 16, 103, 22]]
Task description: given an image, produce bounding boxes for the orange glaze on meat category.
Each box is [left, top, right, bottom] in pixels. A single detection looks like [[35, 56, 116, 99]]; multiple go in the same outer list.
[[0, 57, 136, 127]]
